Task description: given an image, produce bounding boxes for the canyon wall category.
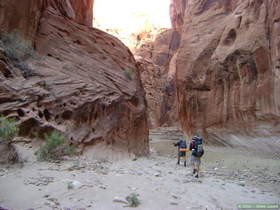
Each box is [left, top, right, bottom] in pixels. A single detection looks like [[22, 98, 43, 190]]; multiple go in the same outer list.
[[0, 0, 149, 158], [43, 0, 94, 27], [0, 0, 43, 39], [0, 0, 94, 38], [175, 0, 280, 148], [169, 0, 187, 30]]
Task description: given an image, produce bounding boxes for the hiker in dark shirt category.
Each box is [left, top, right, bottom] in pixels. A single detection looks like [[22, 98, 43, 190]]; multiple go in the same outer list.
[[174, 138, 187, 167], [189, 136, 204, 178]]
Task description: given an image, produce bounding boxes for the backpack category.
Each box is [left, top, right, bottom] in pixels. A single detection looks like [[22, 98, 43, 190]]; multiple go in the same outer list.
[[179, 140, 187, 149], [193, 136, 204, 157]]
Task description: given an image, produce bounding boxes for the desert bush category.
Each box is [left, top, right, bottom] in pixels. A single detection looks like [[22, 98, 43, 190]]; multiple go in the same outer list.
[[1, 30, 34, 61], [0, 116, 18, 144], [37, 131, 75, 161], [124, 68, 133, 80], [1, 30, 35, 78], [126, 193, 140, 207]]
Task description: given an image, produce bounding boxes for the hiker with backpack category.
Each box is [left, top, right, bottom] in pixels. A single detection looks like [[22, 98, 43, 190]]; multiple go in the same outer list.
[[173, 138, 187, 167], [189, 136, 204, 178]]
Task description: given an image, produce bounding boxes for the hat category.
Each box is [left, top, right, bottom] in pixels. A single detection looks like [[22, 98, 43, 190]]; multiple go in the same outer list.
[[192, 136, 200, 140]]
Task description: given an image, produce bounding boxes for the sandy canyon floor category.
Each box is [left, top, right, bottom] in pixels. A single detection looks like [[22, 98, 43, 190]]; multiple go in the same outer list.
[[0, 129, 280, 210]]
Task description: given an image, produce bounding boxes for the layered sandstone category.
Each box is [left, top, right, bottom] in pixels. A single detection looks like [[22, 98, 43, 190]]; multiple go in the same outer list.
[[0, 0, 149, 158], [176, 0, 280, 148]]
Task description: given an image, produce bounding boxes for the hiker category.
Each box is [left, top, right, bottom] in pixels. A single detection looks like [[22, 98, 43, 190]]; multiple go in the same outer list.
[[189, 136, 204, 178], [173, 138, 187, 167]]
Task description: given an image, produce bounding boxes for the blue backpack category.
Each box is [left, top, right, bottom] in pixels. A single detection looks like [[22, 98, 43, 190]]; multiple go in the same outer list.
[[179, 139, 187, 148], [192, 136, 204, 157]]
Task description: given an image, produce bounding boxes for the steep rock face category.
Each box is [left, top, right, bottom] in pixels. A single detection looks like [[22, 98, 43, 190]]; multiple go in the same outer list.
[[0, 0, 43, 39], [136, 58, 163, 127], [135, 29, 180, 127], [169, 0, 187, 30], [43, 0, 94, 27], [70, 0, 94, 26], [151, 29, 180, 127], [0, 0, 94, 38], [152, 29, 181, 68], [0, 0, 149, 157], [176, 0, 280, 148]]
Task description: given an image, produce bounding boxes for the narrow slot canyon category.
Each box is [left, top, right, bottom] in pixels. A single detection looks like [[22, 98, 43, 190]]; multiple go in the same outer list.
[[93, 0, 179, 130]]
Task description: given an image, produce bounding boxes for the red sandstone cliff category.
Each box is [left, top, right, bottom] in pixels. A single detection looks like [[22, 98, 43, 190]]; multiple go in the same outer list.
[[0, 0, 149, 158], [175, 0, 280, 147]]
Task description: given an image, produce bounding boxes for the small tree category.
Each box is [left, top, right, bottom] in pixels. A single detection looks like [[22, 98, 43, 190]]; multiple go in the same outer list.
[[37, 131, 75, 161], [0, 116, 18, 144]]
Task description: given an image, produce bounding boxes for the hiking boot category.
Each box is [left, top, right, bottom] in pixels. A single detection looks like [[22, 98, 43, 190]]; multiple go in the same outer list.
[[193, 169, 197, 174], [177, 161, 180, 165], [184, 161, 186, 167], [195, 174, 199, 178]]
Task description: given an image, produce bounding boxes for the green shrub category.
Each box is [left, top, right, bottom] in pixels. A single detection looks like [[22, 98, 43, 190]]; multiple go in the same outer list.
[[1, 30, 35, 78], [0, 116, 18, 143], [123, 69, 133, 80], [1, 29, 34, 61], [126, 193, 140, 207], [37, 131, 75, 161]]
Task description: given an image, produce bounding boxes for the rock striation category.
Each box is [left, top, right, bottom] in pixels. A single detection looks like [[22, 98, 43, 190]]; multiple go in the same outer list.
[[0, 0, 149, 158]]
